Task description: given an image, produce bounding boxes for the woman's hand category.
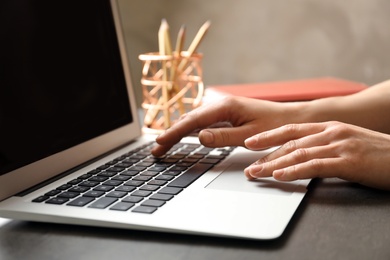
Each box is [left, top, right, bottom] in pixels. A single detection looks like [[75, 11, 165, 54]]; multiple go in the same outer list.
[[244, 121, 390, 190], [152, 96, 301, 157]]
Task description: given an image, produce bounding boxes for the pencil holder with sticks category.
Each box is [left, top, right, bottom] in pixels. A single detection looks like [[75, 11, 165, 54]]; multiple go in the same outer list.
[[139, 51, 204, 133]]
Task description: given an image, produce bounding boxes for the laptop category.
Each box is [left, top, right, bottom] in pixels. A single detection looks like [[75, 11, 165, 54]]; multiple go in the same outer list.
[[0, 0, 311, 240]]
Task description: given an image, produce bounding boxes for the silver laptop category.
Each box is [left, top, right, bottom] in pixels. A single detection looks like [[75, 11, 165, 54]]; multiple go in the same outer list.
[[0, 0, 311, 240]]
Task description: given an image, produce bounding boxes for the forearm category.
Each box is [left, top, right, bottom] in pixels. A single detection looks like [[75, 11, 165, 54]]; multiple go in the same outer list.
[[295, 80, 390, 134]]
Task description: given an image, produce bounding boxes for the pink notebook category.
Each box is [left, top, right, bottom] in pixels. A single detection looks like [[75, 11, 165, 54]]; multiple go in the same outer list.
[[205, 77, 367, 101]]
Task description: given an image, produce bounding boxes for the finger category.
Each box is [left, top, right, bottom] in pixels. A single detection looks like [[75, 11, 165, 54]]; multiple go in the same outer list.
[[152, 102, 234, 156], [272, 157, 345, 181], [255, 130, 330, 164], [152, 120, 257, 156], [156, 103, 228, 144], [245, 123, 327, 150], [151, 142, 175, 157], [244, 144, 336, 179], [198, 122, 260, 148]]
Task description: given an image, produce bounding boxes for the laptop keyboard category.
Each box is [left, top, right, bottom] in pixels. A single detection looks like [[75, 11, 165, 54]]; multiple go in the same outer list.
[[32, 142, 235, 214]]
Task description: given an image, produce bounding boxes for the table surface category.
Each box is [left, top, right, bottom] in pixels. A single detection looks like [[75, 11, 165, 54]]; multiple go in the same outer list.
[[0, 178, 389, 260]]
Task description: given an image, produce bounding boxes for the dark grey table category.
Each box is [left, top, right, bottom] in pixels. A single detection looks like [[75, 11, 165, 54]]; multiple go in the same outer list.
[[0, 178, 389, 260]]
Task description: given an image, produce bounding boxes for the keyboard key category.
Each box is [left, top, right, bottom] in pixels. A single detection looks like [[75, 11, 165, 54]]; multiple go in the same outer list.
[[105, 161, 118, 166], [170, 166, 187, 171], [67, 197, 94, 207], [147, 180, 167, 186], [206, 154, 225, 159], [112, 175, 131, 181], [93, 185, 114, 192], [124, 180, 144, 187], [69, 186, 90, 193], [139, 185, 160, 192], [106, 191, 127, 198], [79, 180, 99, 187], [158, 187, 183, 195], [121, 170, 139, 176], [84, 190, 105, 197], [162, 170, 181, 176], [88, 197, 118, 209], [78, 173, 93, 180], [115, 185, 136, 192], [130, 155, 147, 160], [154, 162, 172, 167], [87, 169, 101, 174], [122, 196, 143, 203], [169, 154, 186, 159], [56, 184, 72, 190], [97, 171, 117, 178], [32, 195, 49, 203], [150, 194, 173, 201], [142, 199, 165, 207], [181, 158, 199, 163], [45, 190, 61, 196], [140, 171, 159, 177], [97, 164, 110, 170], [103, 180, 123, 186], [122, 159, 139, 164], [188, 154, 204, 159], [107, 166, 125, 172], [131, 190, 152, 197], [176, 162, 193, 167], [155, 175, 174, 181], [57, 192, 79, 198], [198, 147, 214, 154], [128, 166, 146, 172], [200, 158, 220, 164], [132, 205, 157, 214], [136, 162, 153, 167], [89, 176, 109, 182], [132, 175, 152, 182], [168, 163, 213, 188], [161, 158, 179, 163], [67, 179, 82, 185], [110, 202, 134, 211], [115, 162, 132, 168], [147, 166, 167, 172], [46, 197, 69, 204]]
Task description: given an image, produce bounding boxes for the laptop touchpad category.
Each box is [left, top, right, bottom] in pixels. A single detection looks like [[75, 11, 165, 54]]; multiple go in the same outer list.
[[206, 163, 303, 196]]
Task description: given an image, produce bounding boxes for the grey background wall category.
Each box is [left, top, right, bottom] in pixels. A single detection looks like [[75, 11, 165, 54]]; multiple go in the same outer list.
[[117, 0, 390, 106]]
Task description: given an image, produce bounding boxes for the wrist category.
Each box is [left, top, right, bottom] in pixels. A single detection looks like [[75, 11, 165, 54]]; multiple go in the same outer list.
[[282, 101, 314, 124], [281, 97, 339, 125]]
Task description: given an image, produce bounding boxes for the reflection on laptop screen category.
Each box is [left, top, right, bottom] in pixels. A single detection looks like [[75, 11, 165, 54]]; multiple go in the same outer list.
[[0, 0, 133, 175]]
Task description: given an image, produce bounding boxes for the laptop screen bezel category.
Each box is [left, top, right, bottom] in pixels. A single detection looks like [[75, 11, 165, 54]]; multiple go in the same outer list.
[[0, 0, 142, 201]]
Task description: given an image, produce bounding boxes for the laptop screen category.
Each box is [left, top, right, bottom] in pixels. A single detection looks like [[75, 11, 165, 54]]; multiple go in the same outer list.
[[0, 0, 133, 175]]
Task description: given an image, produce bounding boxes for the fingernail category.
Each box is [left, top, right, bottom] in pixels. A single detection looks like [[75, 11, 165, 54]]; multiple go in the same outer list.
[[244, 135, 258, 147], [272, 169, 285, 180], [157, 129, 167, 137], [200, 130, 214, 144], [244, 165, 262, 178], [244, 169, 255, 180]]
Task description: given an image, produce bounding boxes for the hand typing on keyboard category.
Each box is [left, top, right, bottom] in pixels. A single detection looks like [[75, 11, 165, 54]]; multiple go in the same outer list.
[[152, 80, 390, 190]]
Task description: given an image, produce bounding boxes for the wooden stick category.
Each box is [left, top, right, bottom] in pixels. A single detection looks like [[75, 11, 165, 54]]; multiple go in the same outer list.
[[172, 25, 186, 115], [177, 21, 210, 72], [158, 19, 171, 128]]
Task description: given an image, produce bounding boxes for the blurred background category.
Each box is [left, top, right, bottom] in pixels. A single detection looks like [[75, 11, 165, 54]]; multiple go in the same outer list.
[[117, 0, 390, 106]]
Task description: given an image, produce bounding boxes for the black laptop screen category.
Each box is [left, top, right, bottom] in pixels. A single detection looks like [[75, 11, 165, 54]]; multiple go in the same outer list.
[[0, 0, 133, 175]]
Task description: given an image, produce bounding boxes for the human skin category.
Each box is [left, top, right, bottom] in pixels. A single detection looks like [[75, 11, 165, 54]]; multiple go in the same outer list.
[[152, 80, 390, 190], [244, 121, 390, 190]]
